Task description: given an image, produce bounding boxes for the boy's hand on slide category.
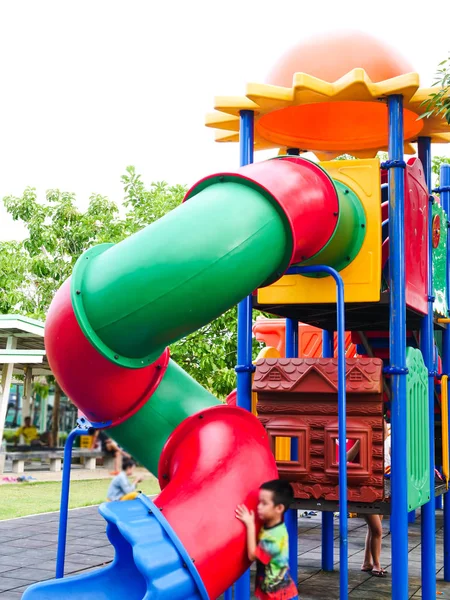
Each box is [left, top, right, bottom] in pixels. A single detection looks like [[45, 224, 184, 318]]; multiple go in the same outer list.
[[235, 504, 255, 526]]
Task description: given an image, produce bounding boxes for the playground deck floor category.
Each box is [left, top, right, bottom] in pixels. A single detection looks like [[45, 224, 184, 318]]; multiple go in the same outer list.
[[0, 507, 449, 599]]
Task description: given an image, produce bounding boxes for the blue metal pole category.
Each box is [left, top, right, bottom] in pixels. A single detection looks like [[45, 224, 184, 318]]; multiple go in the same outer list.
[[286, 318, 299, 460], [285, 317, 299, 586], [287, 265, 347, 599], [56, 427, 80, 578], [234, 109, 254, 600], [418, 136, 436, 600], [440, 163, 450, 581], [322, 329, 335, 571], [224, 588, 233, 600], [408, 510, 416, 524], [55, 419, 100, 578], [388, 95, 409, 600]]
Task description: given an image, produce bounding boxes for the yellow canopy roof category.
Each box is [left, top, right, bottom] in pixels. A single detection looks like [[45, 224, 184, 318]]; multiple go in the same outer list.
[[206, 69, 450, 159]]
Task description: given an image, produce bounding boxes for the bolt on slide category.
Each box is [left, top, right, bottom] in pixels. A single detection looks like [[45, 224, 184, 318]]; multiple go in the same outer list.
[[23, 156, 366, 599]]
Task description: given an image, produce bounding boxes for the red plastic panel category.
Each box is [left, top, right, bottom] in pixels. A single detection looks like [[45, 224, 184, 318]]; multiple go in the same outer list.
[[405, 158, 428, 315], [254, 358, 385, 502], [253, 318, 357, 358]]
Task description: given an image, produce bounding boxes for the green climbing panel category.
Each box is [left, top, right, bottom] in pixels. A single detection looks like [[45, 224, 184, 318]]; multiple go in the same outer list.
[[406, 347, 430, 511], [432, 201, 448, 318]]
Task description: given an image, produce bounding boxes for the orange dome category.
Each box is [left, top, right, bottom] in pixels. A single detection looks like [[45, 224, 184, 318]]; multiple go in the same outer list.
[[266, 30, 415, 86]]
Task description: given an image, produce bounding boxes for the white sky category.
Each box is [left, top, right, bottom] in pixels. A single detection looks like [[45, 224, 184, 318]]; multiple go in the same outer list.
[[0, 0, 449, 240]]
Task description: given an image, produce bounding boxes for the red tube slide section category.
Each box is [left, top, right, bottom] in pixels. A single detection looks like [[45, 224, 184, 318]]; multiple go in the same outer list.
[[155, 405, 278, 599]]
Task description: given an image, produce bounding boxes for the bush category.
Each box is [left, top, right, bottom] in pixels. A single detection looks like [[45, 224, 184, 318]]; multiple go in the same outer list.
[[2, 429, 16, 443]]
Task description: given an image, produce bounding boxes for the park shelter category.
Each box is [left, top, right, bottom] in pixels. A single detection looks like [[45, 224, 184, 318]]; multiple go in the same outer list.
[[0, 314, 51, 445]]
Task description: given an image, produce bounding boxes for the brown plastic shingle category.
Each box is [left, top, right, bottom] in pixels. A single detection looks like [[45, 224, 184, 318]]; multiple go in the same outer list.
[[254, 358, 385, 503]]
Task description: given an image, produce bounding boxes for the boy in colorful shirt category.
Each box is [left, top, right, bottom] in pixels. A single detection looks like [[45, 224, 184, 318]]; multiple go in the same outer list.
[[236, 479, 298, 600]]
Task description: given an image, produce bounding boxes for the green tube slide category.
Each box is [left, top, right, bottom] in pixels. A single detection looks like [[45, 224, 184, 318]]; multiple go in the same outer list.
[[299, 180, 366, 274], [72, 179, 292, 369], [109, 360, 220, 475]]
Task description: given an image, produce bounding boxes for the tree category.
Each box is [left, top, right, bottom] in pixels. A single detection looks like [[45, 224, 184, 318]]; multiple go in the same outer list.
[[432, 155, 450, 187], [1, 167, 259, 399], [421, 55, 450, 123]]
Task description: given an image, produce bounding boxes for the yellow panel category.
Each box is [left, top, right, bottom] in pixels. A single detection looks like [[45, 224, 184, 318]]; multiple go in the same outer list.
[[258, 158, 381, 305], [256, 346, 282, 359], [275, 437, 291, 461], [80, 435, 93, 448], [442, 375, 449, 489]]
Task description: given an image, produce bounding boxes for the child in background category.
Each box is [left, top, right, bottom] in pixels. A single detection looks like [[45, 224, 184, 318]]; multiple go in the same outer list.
[[236, 479, 298, 600], [107, 458, 143, 501]]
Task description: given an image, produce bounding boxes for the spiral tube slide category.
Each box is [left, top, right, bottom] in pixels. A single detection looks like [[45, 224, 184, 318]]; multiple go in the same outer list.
[[24, 157, 363, 599]]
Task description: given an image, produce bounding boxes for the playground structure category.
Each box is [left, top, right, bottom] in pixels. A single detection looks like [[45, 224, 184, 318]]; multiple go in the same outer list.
[[22, 31, 450, 600]]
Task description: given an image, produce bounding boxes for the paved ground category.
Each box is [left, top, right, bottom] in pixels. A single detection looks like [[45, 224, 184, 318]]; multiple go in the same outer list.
[[0, 506, 450, 599]]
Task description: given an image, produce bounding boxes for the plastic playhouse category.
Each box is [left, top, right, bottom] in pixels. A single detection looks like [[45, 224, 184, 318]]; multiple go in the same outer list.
[[22, 31, 450, 600]]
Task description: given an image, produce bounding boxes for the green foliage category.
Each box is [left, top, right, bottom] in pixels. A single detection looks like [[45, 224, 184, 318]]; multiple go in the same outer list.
[[2, 429, 16, 443], [335, 154, 356, 160], [432, 155, 450, 187], [33, 379, 50, 400], [121, 166, 186, 234], [335, 151, 387, 162], [420, 55, 450, 123], [1, 166, 256, 399]]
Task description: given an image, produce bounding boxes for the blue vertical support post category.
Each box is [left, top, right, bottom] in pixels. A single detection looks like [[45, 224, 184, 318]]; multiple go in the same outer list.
[[285, 318, 299, 586], [333, 278, 347, 600], [234, 109, 254, 600], [286, 318, 299, 460], [322, 330, 335, 571], [224, 588, 233, 600], [418, 136, 436, 600], [387, 95, 409, 600], [440, 163, 450, 580]]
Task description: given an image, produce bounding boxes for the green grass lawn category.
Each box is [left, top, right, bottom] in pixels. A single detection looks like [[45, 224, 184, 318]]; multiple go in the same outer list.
[[0, 477, 161, 520]]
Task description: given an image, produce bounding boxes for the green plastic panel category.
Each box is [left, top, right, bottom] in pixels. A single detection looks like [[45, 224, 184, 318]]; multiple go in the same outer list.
[[432, 201, 448, 318], [406, 347, 430, 511], [109, 359, 220, 475]]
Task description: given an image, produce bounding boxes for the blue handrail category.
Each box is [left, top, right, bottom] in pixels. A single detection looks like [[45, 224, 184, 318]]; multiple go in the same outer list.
[[321, 330, 335, 572], [287, 264, 348, 600], [56, 417, 107, 578]]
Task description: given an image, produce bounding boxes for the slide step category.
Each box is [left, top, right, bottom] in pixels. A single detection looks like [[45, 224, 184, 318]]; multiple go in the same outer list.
[[22, 496, 208, 600]]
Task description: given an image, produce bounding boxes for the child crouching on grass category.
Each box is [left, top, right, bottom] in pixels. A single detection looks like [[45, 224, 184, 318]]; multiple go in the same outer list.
[[107, 458, 143, 502], [236, 479, 299, 600]]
